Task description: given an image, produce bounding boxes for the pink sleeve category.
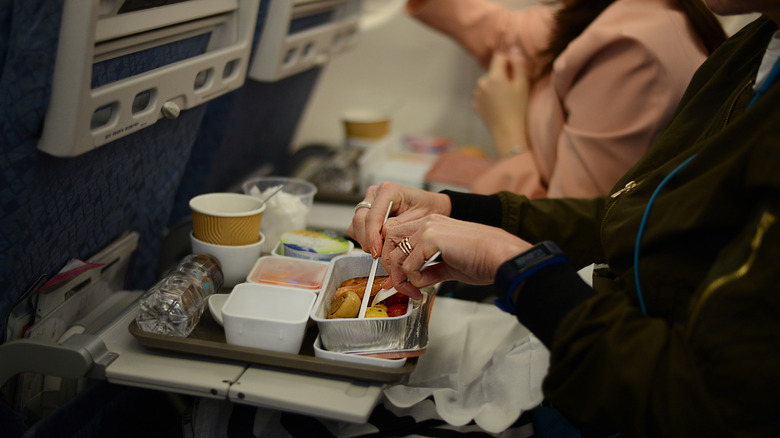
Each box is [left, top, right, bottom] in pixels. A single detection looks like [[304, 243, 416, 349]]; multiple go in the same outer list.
[[545, 35, 680, 198], [408, 0, 554, 71], [472, 34, 696, 198], [470, 152, 548, 198]]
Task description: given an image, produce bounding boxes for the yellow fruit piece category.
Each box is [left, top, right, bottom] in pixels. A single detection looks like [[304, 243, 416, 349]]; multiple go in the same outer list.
[[328, 290, 361, 319], [365, 305, 388, 318]]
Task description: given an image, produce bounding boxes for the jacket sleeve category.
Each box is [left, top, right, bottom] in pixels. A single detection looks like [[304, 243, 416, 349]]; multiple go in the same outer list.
[[525, 204, 780, 437], [443, 190, 608, 268], [407, 0, 554, 72], [498, 192, 608, 268]]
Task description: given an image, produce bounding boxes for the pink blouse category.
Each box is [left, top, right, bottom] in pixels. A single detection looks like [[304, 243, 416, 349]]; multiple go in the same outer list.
[[409, 0, 709, 198]]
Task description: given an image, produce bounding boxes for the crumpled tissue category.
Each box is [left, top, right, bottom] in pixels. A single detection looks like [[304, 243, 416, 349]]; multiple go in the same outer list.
[[383, 296, 550, 433]]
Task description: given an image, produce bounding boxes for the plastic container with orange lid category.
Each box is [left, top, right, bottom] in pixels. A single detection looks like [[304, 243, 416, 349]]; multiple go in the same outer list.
[[246, 256, 329, 291]]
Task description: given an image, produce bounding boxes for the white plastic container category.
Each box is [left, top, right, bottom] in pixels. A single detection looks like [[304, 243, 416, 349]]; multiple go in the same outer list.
[[190, 232, 265, 288], [221, 283, 316, 354]]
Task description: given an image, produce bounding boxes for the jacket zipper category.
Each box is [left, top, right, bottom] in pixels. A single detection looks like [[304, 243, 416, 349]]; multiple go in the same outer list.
[[610, 181, 638, 199], [723, 79, 754, 127], [600, 180, 641, 235], [601, 78, 752, 252], [686, 211, 776, 338], [685, 77, 756, 333]]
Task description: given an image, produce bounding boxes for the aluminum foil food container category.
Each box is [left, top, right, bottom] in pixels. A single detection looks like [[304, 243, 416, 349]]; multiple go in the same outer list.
[[310, 253, 414, 352]]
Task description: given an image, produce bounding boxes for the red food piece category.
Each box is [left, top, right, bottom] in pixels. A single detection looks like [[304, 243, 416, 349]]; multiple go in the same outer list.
[[382, 292, 408, 308], [386, 304, 408, 317]]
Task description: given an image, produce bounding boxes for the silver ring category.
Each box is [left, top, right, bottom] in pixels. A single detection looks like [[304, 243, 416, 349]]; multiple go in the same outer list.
[[354, 201, 372, 214], [399, 237, 413, 256]]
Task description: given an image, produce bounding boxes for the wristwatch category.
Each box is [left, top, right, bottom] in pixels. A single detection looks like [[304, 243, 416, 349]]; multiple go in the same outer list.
[[494, 241, 568, 313]]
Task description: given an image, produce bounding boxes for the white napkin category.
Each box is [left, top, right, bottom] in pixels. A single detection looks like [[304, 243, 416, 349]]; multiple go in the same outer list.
[[383, 296, 550, 433]]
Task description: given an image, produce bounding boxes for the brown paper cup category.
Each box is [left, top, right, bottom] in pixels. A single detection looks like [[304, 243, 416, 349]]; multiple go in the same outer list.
[[342, 109, 390, 142], [190, 193, 266, 246]]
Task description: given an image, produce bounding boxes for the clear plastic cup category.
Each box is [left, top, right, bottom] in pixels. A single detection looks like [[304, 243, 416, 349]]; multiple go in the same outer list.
[[241, 177, 317, 253]]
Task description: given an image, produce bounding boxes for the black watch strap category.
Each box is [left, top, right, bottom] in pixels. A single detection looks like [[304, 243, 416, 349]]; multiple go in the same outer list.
[[494, 241, 568, 313]]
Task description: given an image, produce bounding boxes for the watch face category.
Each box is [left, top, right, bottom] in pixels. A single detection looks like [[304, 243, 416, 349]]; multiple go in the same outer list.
[[512, 245, 552, 269]]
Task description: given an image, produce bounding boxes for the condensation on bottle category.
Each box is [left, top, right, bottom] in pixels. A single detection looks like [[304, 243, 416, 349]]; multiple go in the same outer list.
[[136, 254, 223, 337]]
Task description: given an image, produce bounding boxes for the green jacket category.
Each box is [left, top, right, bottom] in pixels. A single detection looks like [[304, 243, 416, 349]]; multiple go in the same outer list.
[[449, 16, 780, 437]]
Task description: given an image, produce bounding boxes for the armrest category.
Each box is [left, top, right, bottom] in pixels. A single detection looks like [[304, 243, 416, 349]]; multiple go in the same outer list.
[[0, 333, 117, 386]]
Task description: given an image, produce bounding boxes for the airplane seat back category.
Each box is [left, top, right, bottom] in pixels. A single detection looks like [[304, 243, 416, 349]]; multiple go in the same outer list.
[[165, 0, 324, 277], [0, 0, 255, 432], [168, 0, 323, 227], [0, 1, 362, 433], [167, 0, 365, 248], [197, 0, 362, 195], [0, 0, 256, 337], [167, 68, 322, 224]]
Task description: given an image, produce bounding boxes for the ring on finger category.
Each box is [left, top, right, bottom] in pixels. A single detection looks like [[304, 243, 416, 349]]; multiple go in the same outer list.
[[399, 237, 413, 256], [354, 201, 372, 214]]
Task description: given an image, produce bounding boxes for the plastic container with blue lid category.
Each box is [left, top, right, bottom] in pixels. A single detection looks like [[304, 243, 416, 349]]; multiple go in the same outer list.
[[280, 230, 352, 261]]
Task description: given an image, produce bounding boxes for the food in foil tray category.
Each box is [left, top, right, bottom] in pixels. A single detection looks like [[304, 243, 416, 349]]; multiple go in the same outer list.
[[327, 275, 408, 319]]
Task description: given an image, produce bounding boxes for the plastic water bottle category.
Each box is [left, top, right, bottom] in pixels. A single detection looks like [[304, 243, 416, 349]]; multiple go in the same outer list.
[[136, 254, 223, 337], [165, 253, 223, 295]]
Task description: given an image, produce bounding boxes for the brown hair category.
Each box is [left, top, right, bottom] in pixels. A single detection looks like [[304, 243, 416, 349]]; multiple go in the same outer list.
[[538, 0, 727, 75]]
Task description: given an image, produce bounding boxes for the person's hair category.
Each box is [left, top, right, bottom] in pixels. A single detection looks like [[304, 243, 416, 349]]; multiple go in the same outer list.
[[538, 0, 727, 75]]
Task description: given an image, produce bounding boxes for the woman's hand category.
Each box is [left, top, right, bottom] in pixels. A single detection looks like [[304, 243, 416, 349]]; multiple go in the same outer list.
[[348, 182, 452, 258], [380, 214, 531, 299], [472, 47, 530, 158]]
